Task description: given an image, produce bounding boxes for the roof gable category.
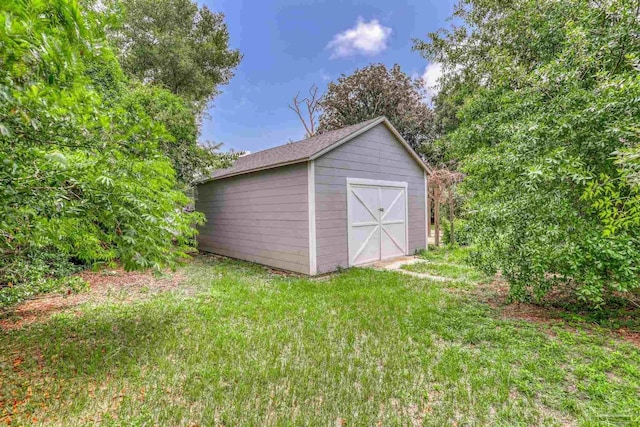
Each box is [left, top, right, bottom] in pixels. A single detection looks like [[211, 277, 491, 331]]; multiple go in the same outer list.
[[198, 117, 430, 183]]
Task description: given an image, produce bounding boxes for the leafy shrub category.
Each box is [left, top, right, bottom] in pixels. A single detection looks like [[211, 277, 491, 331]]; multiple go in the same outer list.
[[0, 0, 204, 305], [441, 218, 472, 246], [0, 276, 89, 308], [0, 245, 90, 307], [2, 249, 82, 286], [415, 0, 640, 307]]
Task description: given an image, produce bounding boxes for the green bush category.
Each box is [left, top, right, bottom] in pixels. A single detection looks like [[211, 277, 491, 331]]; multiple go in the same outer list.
[[415, 0, 640, 307], [0, 0, 204, 305], [0, 246, 89, 307], [441, 218, 472, 246], [0, 276, 89, 308]]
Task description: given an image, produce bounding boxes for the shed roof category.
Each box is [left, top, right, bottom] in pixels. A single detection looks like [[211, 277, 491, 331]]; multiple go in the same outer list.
[[198, 117, 430, 182]]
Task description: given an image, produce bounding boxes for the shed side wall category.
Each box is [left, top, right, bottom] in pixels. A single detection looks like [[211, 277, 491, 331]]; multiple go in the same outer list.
[[196, 163, 310, 274], [314, 123, 427, 274]]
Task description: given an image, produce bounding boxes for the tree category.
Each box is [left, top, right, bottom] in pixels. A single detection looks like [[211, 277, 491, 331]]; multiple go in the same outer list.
[[428, 169, 464, 246], [0, 0, 203, 305], [414, 0, 640, 306], [289, 84, 320, 138], [318, 64, 438, 164], [84, 1, 236, 185], [107, 0, 241, 111], [124, 84, 234, 184]]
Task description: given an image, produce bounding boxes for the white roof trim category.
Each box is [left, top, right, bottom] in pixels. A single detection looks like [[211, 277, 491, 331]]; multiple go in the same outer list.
[[309, 117, 386, 160], [380, 118, 434, 175], [310, 117, 432, 174]]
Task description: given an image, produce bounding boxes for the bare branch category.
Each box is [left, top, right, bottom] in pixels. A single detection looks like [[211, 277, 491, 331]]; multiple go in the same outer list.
[[289, 84, 321, 138]]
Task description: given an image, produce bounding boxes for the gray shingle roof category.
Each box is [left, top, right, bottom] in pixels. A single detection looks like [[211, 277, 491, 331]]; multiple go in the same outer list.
[[199, 116, 431, 182], [205, 117, 383, 181]]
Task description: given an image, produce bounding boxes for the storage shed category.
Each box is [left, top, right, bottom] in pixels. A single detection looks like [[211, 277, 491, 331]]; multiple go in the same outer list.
[[195, 116, 430, 275]]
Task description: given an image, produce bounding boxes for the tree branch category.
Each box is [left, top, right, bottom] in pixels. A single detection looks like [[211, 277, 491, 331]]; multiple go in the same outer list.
[[289, 84, 320, 138]]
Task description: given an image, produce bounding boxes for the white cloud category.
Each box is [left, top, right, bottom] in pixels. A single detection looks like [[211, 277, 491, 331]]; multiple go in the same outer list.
[[327, 18, 392, 59], [421, 62, 443, 104]]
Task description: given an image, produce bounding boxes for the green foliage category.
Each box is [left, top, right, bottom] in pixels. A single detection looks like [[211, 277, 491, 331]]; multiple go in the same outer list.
[[584, 141, 640, 236], [0, 275, 88, 307], [441, 218, 472, 246], [107, 0, 241, 111], [125, 84, 235, 184], [0, 248, 88, 308], [318, 64, 439, 164], [1, 0, 204, 304], [414, 0, 640, 306], [84, 1, 238, 185]]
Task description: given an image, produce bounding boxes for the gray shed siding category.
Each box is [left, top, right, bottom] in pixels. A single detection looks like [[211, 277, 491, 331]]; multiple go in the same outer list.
[[196, 163, 310, 274], [314, 123, 427, 274]]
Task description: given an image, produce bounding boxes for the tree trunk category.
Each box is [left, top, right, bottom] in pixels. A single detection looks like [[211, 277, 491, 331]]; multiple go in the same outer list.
[[449, 187, 455, 245]]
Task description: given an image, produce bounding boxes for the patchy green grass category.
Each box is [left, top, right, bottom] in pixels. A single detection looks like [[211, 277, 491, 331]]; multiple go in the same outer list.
[[416, 246, 640, 332], [419, 245, 473, 265], [1, 255, 639, 426], [402, 261, 488, 283], [404, 245, 488, 282]]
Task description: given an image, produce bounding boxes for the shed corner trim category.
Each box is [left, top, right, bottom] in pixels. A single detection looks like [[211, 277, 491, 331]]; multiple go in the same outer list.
[[308, 160, 317, 275], [424, 170, 429, 251]]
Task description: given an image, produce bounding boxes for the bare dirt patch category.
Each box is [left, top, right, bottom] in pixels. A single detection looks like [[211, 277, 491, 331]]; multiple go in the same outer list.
[[472, 278, 640, 348], [613, 328, 640, 348], [0, 268, 186, 331]]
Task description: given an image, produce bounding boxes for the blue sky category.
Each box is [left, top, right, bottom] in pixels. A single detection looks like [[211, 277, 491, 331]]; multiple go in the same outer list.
[[197, 0, 456, 153]]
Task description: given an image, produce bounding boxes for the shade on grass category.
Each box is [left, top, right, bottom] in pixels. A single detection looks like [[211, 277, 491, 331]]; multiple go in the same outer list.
[[1, 257, 638, 426]]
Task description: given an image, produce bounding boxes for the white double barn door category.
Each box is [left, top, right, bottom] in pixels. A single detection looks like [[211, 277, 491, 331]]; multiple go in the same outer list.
[[347, 178, 408, 266]]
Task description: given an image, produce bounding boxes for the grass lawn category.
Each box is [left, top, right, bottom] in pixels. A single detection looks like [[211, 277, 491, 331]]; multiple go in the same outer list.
[[1, 253, 639, 426], [401, 247, 491, 283], [403, 261, 487, 282]]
